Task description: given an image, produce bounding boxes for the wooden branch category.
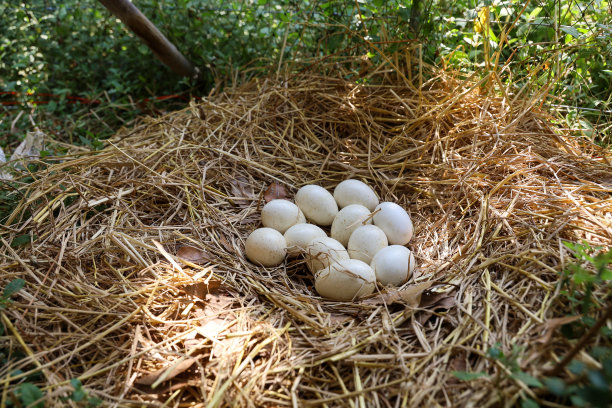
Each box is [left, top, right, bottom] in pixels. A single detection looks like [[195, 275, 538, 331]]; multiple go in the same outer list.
[[98, 0, 197, 78]]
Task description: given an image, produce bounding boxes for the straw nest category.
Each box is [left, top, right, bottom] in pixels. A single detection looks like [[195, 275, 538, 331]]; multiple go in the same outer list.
[[1, 66, 611, 407]]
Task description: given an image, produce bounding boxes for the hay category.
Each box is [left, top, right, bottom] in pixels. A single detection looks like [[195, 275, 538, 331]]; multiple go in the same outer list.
[[1, 65, 611, 407]]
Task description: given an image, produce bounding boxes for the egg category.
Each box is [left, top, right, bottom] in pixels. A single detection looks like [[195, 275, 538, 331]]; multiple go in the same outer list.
[[370, 245, 416, 286], [245, 228, 287, 267], [347, 225, 388, 264], [305, 237, 349, 273], [331, 204, 372, 247], [295, 185, 338, 226], [314, 259, 376, 301], [261, 199, 306, 233], [284, 223, 327, 257], [333, 179, 379, 211], [372, 202, 414, 245]]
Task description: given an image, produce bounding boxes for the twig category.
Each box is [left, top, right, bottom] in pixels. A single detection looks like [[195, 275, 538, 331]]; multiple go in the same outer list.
[[544, 303, 612, 376]]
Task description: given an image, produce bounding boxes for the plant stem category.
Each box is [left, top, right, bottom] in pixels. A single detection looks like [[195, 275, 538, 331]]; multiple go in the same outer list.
[[545, 303, 612, 376]]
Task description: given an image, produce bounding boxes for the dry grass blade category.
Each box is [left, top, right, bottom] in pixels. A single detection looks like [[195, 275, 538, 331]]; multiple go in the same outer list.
[[1, 60, 610, 407]]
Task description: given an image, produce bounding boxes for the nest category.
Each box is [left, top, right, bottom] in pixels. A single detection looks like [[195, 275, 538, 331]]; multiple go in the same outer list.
[[1, 66, 611, 407]]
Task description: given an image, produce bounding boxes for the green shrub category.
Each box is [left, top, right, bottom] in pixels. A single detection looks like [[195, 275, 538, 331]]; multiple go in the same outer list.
[[1, 1, 610, 149]]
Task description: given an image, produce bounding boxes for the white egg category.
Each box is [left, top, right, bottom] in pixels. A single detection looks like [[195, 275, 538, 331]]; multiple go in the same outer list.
[[261, 199, 306, 233], [370, 245, 416, 286], [305, 237, 349, 273], [347, 225, 388, 264], [245, 227, 286, 267], [314, 259, 376, 301], [331, 204, 372, 247], [295, 185, 338, 226], [333, 179, 379, 211], [284, 224, 327, 257], [372, 202, 414, 245]]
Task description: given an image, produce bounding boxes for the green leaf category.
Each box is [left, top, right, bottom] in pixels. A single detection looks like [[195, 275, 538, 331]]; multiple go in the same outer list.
[[18, 383, 44, 408], [543, 377, 567, 396], [603, 358, 612, 377], [451, 371, 488, 381], [70, 378, 82, 389], [527, 7, 542, 21], [10, 234, 32, 248], [511, 370, 543, 387], [327, 33, 344, 50], [72, 389, 86, 402], [3, 278, 25, 298], [561, 26, 581, 38], [575, 385, 612, 407], [521, 398, 539, 408], [570, 394, 588, 406], [398, 6, 410, 22], [572, 268, 594, 284], [487, 347, 504, 360], [587, 370, 609, 390], [568, 360, 587, 376], [88, 396, 103, 406]]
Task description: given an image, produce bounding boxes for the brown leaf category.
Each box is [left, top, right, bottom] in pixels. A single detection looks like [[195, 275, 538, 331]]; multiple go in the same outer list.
[[176, 245, 213, 263], [264, 182, 287, 202], [363, 281, 434, 307], [328, 313, 353, 325], [195, 317, 227, 340], [153, 240, 184, 273], [182, 280, 222, 300], [135, 358, 198, 386], [419, 291, 454, 308], [230, 177, 255, 206], [205, 293, 235, 314], [239, 216, 260, 225], [218, 234, 235, 254], [417, 294, 456, 325], [537, 315, 581, 344]]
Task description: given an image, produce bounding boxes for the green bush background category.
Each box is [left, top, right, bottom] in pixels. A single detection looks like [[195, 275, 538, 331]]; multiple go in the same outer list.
[[1, 0, 610, 147]]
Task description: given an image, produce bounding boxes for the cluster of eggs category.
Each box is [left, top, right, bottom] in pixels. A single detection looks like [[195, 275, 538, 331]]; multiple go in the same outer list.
[[245, 180, 416, 301]]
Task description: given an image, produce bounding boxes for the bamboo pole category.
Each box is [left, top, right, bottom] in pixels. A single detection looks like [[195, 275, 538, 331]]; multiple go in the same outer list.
[[98, 0, 198, 78]]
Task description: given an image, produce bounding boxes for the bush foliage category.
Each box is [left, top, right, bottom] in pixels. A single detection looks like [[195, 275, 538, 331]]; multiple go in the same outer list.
[[1, 0, 610, 147]]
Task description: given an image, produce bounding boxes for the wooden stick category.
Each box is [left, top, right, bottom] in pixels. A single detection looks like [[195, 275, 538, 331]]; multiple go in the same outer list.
[[98, 0, 197, 78]]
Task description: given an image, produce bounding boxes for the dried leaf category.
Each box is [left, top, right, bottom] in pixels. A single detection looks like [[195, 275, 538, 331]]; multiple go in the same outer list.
[[239, 216, 260, 225], [135, 358, 197, 386], [153, 240, 184, 273], [204, 293, 234, 315], [537, 315, 581, 344], [195, 317, 226, 340], [417, 294, 456, 325], [449, 353, 467, 372], [182, 280, 222, 300], [264, 182, 287, 202], [0, 146, 12, 180], [328, 313, 352, 325], [218, 234, 235, 254], [419, 291, 455, 308], [364, 281, 434, 307], [176, 245, 213, 263], [10, 130, 45, 166], [230, 176, 255, 206]]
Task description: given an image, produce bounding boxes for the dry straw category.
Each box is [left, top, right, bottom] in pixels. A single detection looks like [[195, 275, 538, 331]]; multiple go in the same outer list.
[[1, 58, 611, 407]]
